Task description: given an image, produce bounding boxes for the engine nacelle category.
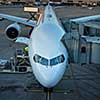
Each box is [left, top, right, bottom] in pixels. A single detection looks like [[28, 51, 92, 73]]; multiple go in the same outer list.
[[5, 23, 21, 41]]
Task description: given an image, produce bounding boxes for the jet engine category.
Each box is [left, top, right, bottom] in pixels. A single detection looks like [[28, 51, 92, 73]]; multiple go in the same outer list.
[[5, 23, 21, 40]]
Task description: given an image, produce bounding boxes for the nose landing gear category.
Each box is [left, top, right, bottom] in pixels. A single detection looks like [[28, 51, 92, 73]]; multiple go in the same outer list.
[[44, 88, 53, 100]]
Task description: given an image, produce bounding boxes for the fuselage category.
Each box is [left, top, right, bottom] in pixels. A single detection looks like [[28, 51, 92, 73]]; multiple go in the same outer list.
[[29, 5, 68, 88]]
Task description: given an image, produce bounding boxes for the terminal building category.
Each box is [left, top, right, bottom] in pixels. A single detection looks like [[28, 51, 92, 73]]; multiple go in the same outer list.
[[63, 0, 98, 3], [0, 0, 99, 4]]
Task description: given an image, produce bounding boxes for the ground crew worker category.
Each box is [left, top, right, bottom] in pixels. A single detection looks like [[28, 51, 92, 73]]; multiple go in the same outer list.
[[24, 46, 28, 55]]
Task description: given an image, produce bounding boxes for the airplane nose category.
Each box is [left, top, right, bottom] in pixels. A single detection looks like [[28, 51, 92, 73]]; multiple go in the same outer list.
[[41, 74, 57, 88], [39, 66, 65, 88], [32, 64, 66, 88]]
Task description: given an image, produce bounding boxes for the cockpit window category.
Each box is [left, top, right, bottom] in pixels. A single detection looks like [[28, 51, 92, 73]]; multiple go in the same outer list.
[[33, 54, 65, 66], [33, 54, 48, 66], [50, 55, 65, 66]]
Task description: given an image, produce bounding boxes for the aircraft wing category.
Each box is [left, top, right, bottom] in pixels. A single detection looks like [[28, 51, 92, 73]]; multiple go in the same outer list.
[[0, 13, 36, 27], [70, 15, 100, 23]]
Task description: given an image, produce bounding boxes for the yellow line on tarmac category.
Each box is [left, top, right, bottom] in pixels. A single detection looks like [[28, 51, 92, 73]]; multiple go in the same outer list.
[[47, 91, 50, 100], [25, 89, 43, 93]]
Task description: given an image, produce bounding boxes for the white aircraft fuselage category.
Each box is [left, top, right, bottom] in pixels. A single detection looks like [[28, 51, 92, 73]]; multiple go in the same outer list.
[[29, 5, 68, 88]]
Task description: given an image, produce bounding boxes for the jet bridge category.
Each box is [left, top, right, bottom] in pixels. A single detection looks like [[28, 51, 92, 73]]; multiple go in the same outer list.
[[61, 17, 100, 64], [75, 20, 100, 64], [81, 21, 100, 64]]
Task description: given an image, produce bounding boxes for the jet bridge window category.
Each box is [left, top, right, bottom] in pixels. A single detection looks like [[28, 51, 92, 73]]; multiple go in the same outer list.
[[71, 22, 79, 31], [33, 54, 48, 66], [50, 55, 65, 66]]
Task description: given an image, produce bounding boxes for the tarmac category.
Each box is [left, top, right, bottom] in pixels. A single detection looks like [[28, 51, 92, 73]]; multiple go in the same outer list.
[[0, 5, 100, 100]]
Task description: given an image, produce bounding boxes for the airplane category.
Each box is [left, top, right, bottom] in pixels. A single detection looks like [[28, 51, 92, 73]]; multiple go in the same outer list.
[[0, 4, 68, 88], [0, 4, 100, 88]]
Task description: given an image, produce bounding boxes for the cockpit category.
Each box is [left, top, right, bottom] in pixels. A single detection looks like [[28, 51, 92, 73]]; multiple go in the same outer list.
[[33, 54, 48, 66], [33, 54, 65, 66]]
